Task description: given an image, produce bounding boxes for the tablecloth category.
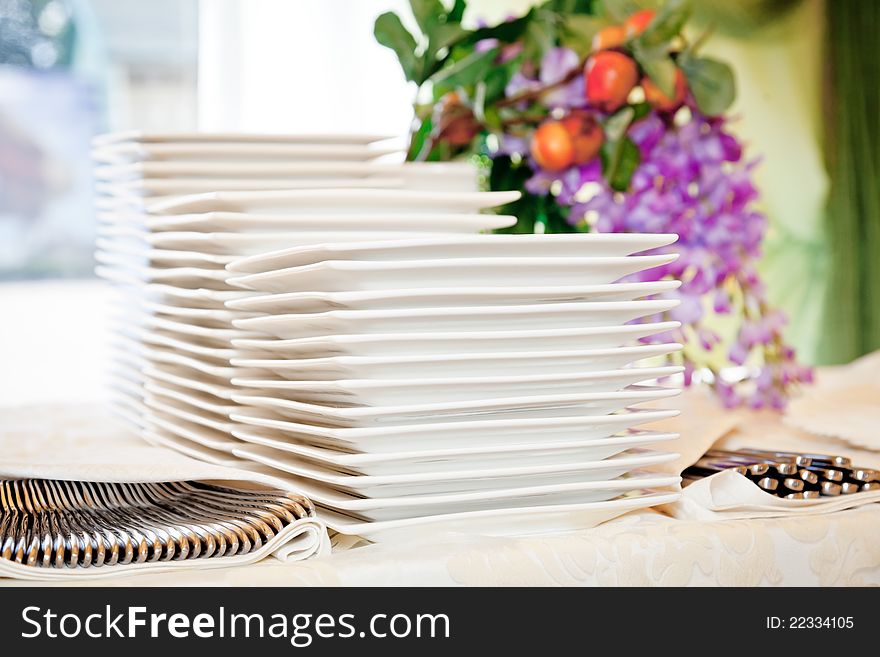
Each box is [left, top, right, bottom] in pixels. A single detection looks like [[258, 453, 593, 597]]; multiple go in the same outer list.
[[2, 388, 878, 587]]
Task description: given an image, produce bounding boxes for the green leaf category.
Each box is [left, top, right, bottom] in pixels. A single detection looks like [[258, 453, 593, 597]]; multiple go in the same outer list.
[[521, 11, 558, 62], [547, 0, 596, 13], [429, 21, 467, 52], [483, 64, 513, 105], [598, 0, 642, 22], [409, 0, 444, 36], [430, 47, 499, 95], [600, 135, 640, 191], [407, 116, 434, 161], [461, 10, 534, 47], [448, 0, 467, 22], [638, 0, 691, 48], [629, 101, 652, 121], [374, 12, 420, 82], [561, 14, 604, 57], [603, 105, 635, 140], [633, 43, 677, 97], [679, 55, 736, 116]]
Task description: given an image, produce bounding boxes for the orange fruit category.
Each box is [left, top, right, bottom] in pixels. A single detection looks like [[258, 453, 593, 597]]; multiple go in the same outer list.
[[531, 121, 575, 171], [585, 51, 639, 113], [642, 68, 688, 112], [561, 112, 604, 164], [624, 9, 655, 37], [592, 25, 626, 51]]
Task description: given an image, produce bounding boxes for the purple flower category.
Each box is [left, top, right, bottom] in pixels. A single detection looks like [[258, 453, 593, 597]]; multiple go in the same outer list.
[[502, 108, 812, 409], [539, 48, 584, 109]]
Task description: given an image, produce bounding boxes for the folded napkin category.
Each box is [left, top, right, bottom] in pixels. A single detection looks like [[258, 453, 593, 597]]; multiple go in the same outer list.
[[651, 370, 880, 521], [669, 469, 880, 521], [0, 404, 329, 580], [785, 350, 880, 452]]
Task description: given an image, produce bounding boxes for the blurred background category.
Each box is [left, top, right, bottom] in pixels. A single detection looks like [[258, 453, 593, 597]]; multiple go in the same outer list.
[[0, 0, 873, 404]]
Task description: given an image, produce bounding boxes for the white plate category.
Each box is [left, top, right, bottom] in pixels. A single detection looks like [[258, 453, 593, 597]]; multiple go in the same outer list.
[[97, 262, 232, 290], [141, 313, 257, 341], [93, 160, 470, 180], [227, 233, 679, 274], [230, 343, 682, 381], [228, 254, 678, 293], [230, 423, 679, 475], [144, 349, 240, 381], [227, 407, 679, 451], [99, 264, 248, 307], [144, 364, 239, 400], [147, 189, 522, 215], [232, 300, 679, 339], [141, 300, 253, 324], [140, 212, 517, 233], [144, 231, 505, 255], [96, 177, 404, 197], [230, 385, 680, 427], [282, 472, 680, 522], [318, 491, 680, 539], [230, 445, 678, 497], [145, 394, 237, 433], [110, 329, 234, 367], [147, 412, 239, 453], [144, 380, 240, 417], [142, 428, 243, 468], [224, 281, 681, 313], [92, 142, 400, 164], [231, 366, 682, 406], [92, 131, 394, 146], [231, 320, 681, 358], [96, 238, 235, 267]]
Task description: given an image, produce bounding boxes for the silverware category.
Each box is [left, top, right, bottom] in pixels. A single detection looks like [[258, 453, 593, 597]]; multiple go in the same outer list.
[[0, 478, 313, 569], [683, 448, 880, 501]]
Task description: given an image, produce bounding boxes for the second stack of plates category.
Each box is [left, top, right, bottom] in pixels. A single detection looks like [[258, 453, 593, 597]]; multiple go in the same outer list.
[[223, 233, 685, 540], [91, 131, 520, 468]]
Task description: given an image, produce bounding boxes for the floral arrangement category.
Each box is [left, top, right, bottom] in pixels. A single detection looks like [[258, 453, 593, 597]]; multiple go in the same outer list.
[[375, 0, 812, 408]]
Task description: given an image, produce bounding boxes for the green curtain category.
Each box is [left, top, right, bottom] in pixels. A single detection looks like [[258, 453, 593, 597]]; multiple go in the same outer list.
[[820, 0, 880, 363]]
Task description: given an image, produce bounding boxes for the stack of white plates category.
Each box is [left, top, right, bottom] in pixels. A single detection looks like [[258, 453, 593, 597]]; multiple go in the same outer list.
[[223, 233, 685, 540], [93, 132, 685, 540], [92, 131, 518, 469]]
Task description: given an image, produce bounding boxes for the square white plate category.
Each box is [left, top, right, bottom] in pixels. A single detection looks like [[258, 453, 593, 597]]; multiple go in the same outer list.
[[146, 189, 522, 215], [144, 380, 240, 417], [230, 343, 682, 380], [231, 300, 678, 339], [139, 231, 502, 256], [227, 254, 678, 293], [93, 160, 470, 182], [92, 142, 401, 164], [225, 407, 678, 452], [138, 212, 517, 234], [280, 472, 680, 522], [230, 385, 680, 427], [229, 444, 678, 497], [227, 233, 678, 274], [230, 366, 682, 406], [230, 320, 681, 358], [96, 177, 404, 196], [96, 238, 236, 267], [229, 423, 679, 475], [317, 491, 681, 540], [223, 281, 681, 313], [92, 131, 394, 146]]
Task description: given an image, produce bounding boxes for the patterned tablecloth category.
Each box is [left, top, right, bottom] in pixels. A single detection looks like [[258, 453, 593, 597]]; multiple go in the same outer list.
[[2, 377, 879, 587]]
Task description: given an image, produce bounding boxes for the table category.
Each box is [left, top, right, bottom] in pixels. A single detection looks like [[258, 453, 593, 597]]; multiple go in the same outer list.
[[2, 393, 879, 587]]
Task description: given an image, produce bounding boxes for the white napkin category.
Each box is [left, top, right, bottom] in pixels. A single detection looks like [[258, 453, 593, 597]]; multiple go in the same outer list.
[[668, 469, 880, 521], [785, 350, 880, 452], [0, 404, 329, 580]]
